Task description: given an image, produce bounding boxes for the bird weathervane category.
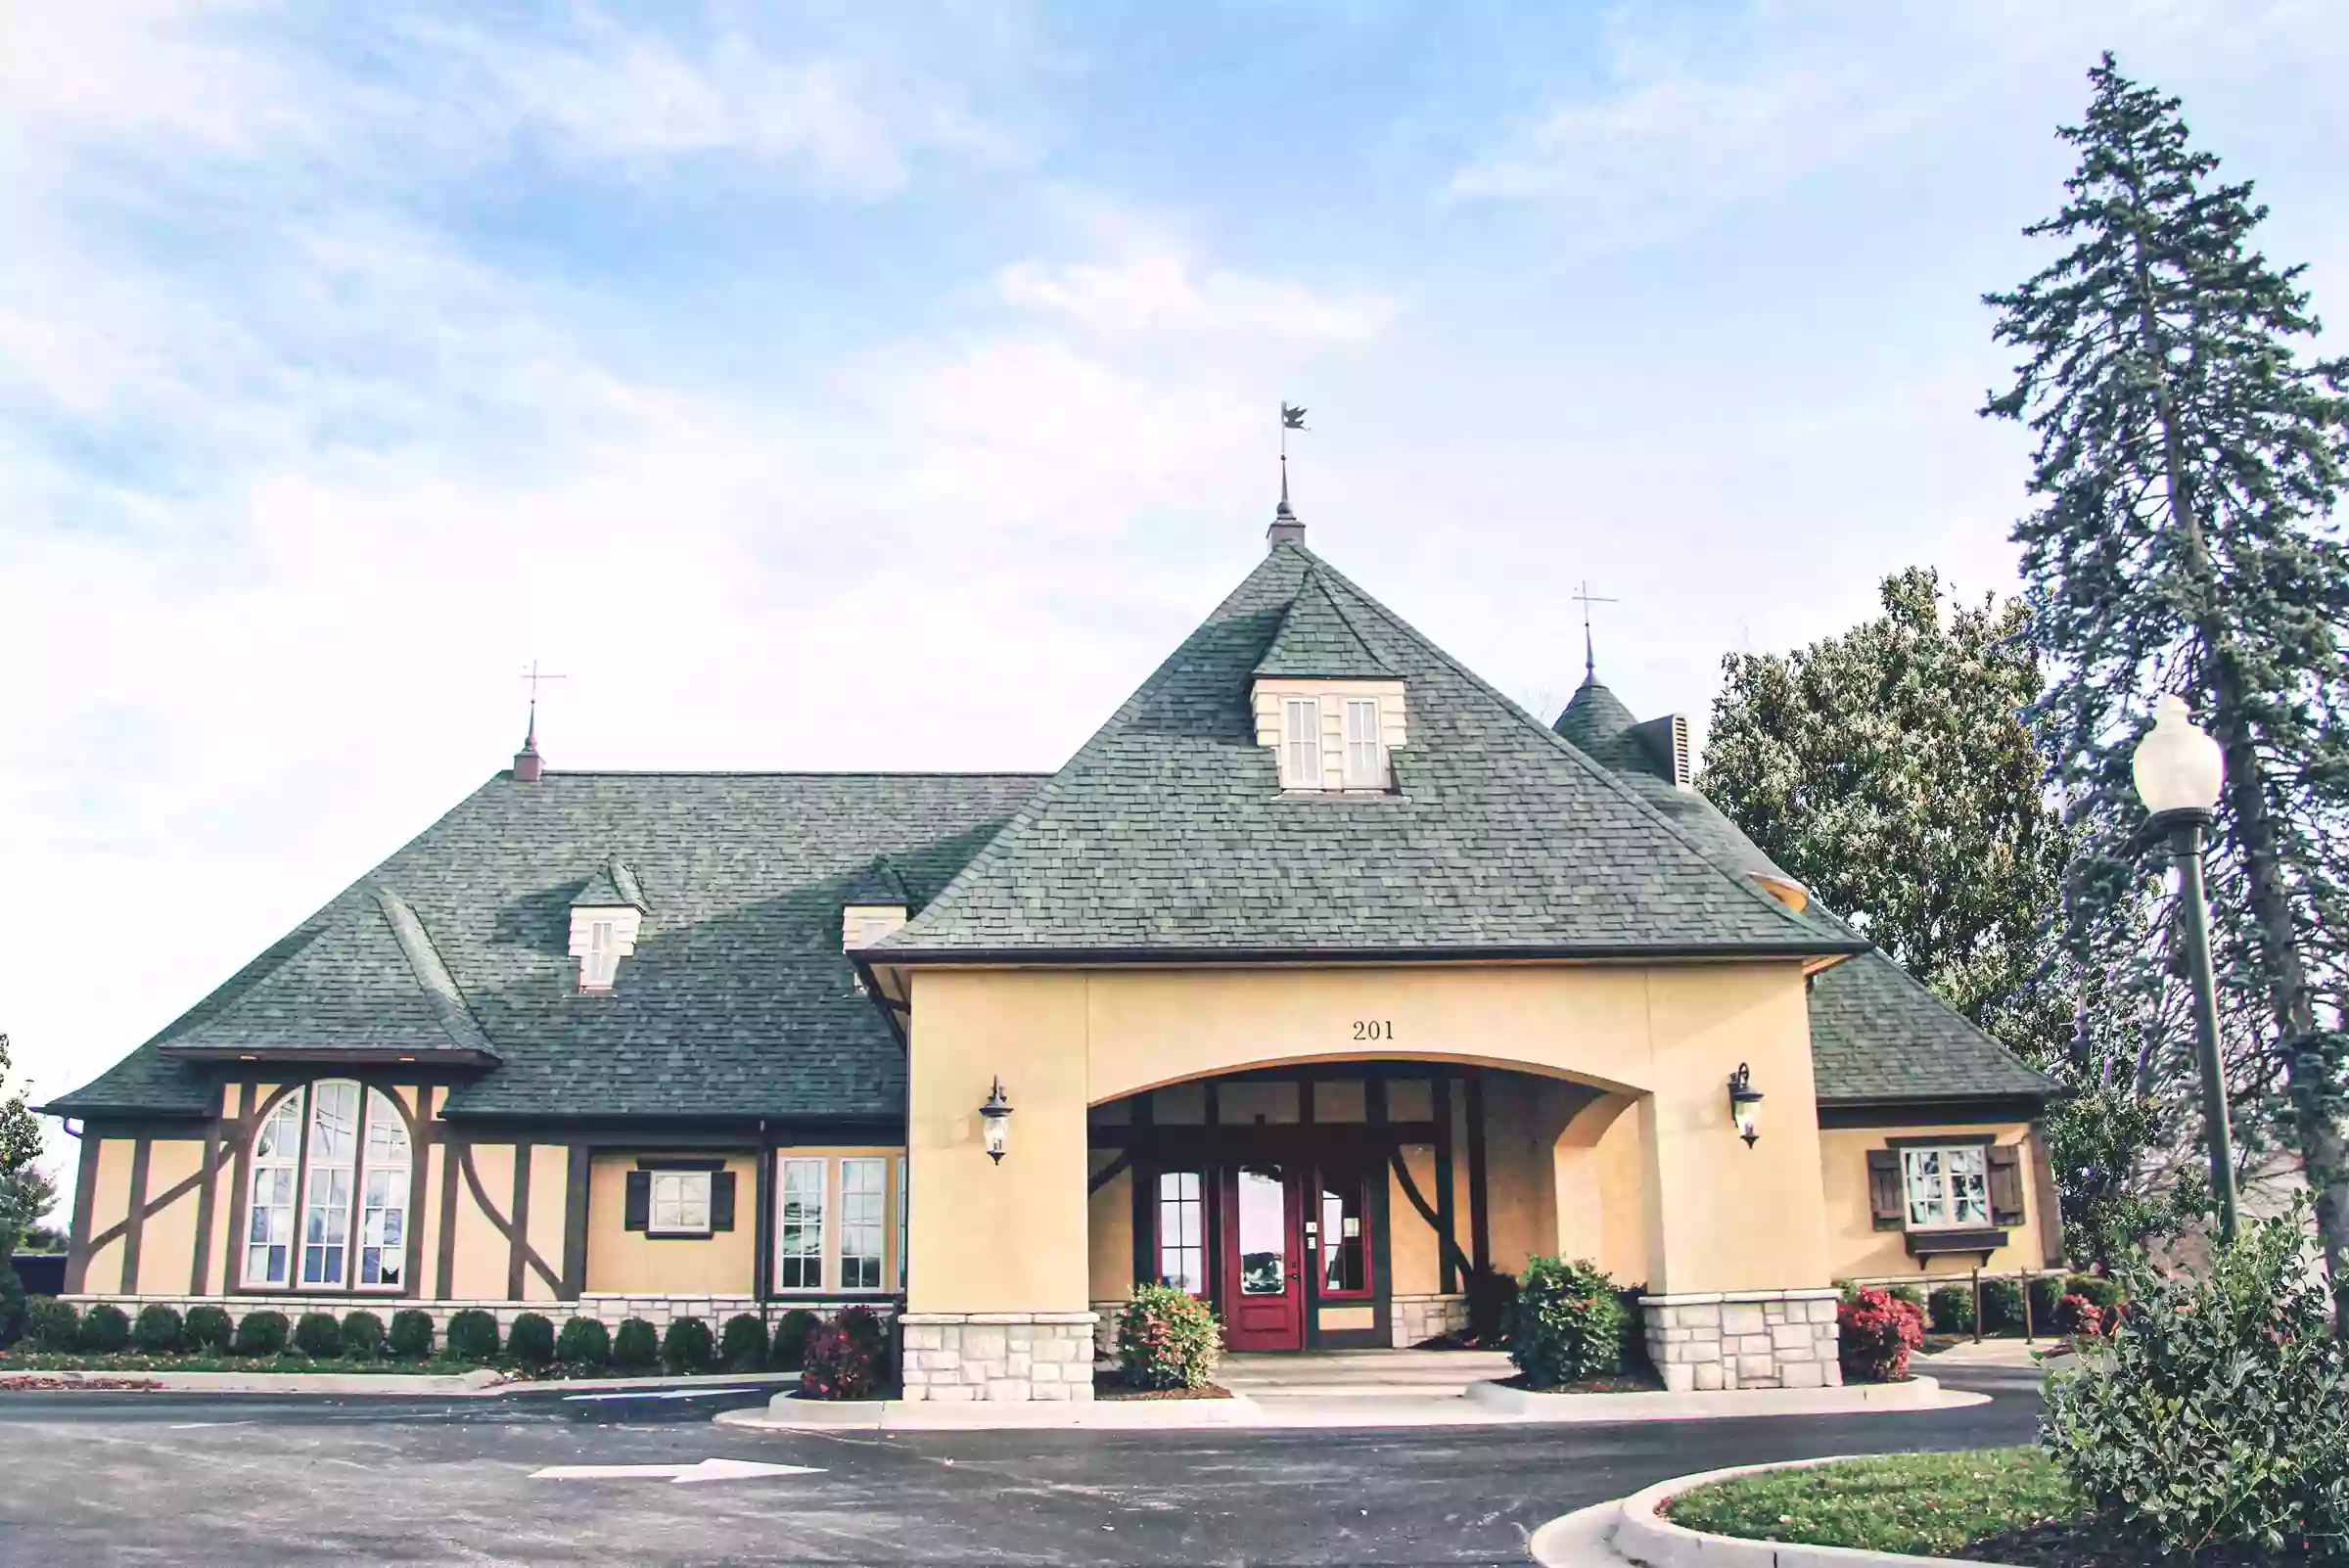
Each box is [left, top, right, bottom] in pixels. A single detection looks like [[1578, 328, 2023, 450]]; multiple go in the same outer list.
[[1279, 403, 1308, 508]]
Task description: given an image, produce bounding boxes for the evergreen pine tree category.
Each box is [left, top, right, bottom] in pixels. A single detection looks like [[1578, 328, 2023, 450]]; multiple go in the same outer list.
[[1983, 55, 2349, 1291]]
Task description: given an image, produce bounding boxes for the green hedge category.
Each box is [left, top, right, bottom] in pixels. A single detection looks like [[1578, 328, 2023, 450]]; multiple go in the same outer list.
[[185, 1304, 234, 1352], [662, 1316, 715, 1374], [79, 1303, 130, 1353], [446, 1309, 500, 1362], [234, 1311, 290, 1357], [613, 1317, 659, 1369], [772, 1308, 819, 1370], [292, 1312, 343, 1359], [24, 1298, 78, 1352], [720, 1314, 769, 1371], [132, 1304, 185, 1354], [556, 1315, 610, 1369], [509, 1313, 556, 1367], [387, 1309, 435, 1359], [341, 1310, 386, 1360]]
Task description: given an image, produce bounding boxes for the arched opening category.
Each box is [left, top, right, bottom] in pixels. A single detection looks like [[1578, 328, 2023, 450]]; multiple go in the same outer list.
[[1082, 1059, 1647, 1352]]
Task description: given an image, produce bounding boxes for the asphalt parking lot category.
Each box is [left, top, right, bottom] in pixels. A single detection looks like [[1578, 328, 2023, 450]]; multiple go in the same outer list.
[[0, 1364, 2043, 1567]]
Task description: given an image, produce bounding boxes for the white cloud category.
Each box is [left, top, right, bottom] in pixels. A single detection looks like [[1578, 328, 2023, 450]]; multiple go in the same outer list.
[[996, 254, 1398, 344]]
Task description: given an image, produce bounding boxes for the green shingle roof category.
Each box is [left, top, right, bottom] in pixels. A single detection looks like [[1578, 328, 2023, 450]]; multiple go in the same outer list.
[[44, 773, 1041, 1120], [571, 859, 649, 911], [880, 543, 1865, 959], [1252, 568, 1396, 679]]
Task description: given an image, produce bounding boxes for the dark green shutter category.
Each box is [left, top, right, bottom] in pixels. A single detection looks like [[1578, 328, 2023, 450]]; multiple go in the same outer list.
[[1986, 1145, 2026, 1226], [711, 1172, 736, 1232], [623, 1171, 650, 1231]]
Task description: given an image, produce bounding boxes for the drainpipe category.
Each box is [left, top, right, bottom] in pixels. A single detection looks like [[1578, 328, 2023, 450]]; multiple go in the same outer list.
[[756, 1117, 769, 1335]]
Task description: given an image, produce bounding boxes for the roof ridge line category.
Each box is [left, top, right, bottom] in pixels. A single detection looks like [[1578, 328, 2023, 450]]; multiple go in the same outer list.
[[1298, 552, 1858, 946], [371, 884, 496, 1057]]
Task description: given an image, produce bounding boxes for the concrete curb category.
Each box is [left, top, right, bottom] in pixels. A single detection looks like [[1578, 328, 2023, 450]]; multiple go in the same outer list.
[[716, 1391, 1263, 1432], [0, 1367, 805, 1398], [1465, 1374, 1981, 1422], [1528, 1457, 1957, 1568]]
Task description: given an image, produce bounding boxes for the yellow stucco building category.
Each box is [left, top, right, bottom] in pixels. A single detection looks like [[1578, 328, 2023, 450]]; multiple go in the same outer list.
[[44, 514, 2057, 1400]]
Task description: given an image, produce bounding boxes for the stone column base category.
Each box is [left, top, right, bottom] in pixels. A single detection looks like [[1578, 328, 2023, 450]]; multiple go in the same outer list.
[[1641, 1289, 1842, 1391], [1390, 1293, 1469, 1347], [898, 1312, 1098, 1403]]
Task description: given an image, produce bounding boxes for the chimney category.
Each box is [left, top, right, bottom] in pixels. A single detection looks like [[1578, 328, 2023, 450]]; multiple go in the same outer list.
[[513, 711, 544, 783]]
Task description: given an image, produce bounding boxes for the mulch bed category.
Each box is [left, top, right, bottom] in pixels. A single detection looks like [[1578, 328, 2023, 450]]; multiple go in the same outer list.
[[1958, 1523, 2329, 1567], [1090, 1373, 1234, 1400]]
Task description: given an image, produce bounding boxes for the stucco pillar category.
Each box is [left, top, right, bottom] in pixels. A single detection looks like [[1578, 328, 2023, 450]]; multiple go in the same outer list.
[[902, 970, 1096, 1401]]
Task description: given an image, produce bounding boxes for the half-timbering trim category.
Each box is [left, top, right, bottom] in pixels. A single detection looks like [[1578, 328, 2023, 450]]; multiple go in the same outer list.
[[65, 1132, 101, 1295], [507, 1142, 533, 1302], [457, 1143, 562, 1298], [1387, 1147, 1473, 1283], [562, 1144, 591, 1300]]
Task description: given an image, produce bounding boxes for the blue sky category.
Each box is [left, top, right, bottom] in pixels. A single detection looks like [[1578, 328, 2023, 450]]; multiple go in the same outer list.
[[6, 1, 2348, 1200]]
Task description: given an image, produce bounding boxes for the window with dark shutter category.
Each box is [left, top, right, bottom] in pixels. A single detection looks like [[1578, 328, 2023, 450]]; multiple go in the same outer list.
[[1986, 1144, 2026, 1226], [623, 1170, 651, 1231], [1865, 1149, 1904, 1230], [711, 1172, 737, 1232]]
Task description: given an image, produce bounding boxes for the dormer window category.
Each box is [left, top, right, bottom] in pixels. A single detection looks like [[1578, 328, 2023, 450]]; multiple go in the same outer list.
[[1281, 698, 1319, 788], [583, 919, 619, 988], [569, 858, 647, 994], [843, 902, 908, 993], [1344, 698, 1385, 788], [1256, 682, 1405, 793]]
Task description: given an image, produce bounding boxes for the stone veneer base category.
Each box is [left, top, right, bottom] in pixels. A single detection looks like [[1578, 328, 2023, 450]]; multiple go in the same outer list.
[[898, 1312, 1098, 1403], [1640, 1288, 1843, 1391], [62, 1293, 897, 1337]]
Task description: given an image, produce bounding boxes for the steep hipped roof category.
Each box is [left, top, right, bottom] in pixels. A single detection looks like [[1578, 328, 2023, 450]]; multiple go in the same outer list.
[[840, 856, 912, 906], [880, 543, 1864, 959], [45, 772, 1042, 1119], [571, 859, 649, 911], [1556, 676, 2052, 1107], [1252, 568, 1396, 679]]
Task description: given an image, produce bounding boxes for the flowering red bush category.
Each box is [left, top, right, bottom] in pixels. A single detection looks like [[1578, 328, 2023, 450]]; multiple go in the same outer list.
[[799, 1308, 890, 1400], [1837, 1287, 1925, 1382], [2053, 1292, 2113, 1341]]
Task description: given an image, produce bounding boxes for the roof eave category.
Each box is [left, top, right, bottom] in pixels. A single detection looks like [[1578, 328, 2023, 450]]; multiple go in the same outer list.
[[157, 1044, 501, 1068], [866, 938, 1868, 967]]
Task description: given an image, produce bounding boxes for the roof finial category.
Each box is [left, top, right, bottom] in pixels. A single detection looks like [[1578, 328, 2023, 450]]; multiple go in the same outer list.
[[1571, 581, 1619, 682], [1269, 403, 1309, 550], [515, 661, 566, 782]]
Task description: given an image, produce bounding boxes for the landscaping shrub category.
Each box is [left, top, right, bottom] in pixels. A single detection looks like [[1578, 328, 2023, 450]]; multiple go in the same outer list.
[[1979, 1277, 2026, 1334], [1887, 1284, 1925, 1310], [2028, 1273, 2065, 1330], [2051, 1293, 2105, 1340], [1836, 1288, 1924, 1383], [1466, 1267, 1517, 1346], [720, 1314, 769, 1371], [340, 1310, 385, 1360], [801, 1308, 891, 1400], [185, 1304, 234, 1353], [387, 1308, 434, 1360], [446, 1308, 500, 1363], [771, 1308, 820, 1370], [23, 1297, 78, 1351], [79, 1303, 130, 1353], [1617, 1284, 1653, 1376], [2043, 1201, 2349, 1559], [0, 1259, 24, 1347], [504, 1312, 555, 1368], [1510, 1256, 1628, 1388], [613, 1317, 659, 1369], [556, 1315, 610, 1370], [2066, 1273, 2125, 1314], [1114, 1282, 1221, 1392], [234, 1310, 290, 1357], [293, 1311, 342, 1359], [1927, 1284, 1975, 1335], [132, 1304, 185, 1354], [1833, 1278, 1858, 1304], [663, 1315, 715, 1373]]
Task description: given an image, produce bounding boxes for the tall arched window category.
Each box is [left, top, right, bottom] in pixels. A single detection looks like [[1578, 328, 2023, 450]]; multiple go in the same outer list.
[[242, 1082, 410, 1291]]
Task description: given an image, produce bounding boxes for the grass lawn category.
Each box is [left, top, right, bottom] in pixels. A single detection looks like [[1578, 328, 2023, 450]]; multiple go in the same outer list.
[[1665, 1449, 2082, 1559]]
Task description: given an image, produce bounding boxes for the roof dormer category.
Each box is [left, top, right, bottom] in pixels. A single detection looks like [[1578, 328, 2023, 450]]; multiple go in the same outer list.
[[569, 858, 647, 993], [1250, 570, 1406, 793]]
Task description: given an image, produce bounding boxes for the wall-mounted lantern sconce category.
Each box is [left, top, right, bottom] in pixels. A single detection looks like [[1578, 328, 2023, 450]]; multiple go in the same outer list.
[[980, 1077, 1014, 1164], [1727, 1062, 1764, 1148]]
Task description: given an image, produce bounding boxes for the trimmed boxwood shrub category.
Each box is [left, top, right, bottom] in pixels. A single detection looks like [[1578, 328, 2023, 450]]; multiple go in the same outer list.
[[1114, 1282, 1220, 1392], [24, 1297, 78, 1352], [613, 1317, 659, 1370], [802, 1307, 892, 1400], [772, 1308, 820, 1370], [556, 1315, 610, 1370], [293, 1311, 342, 1359], [132, 1304, 185, 1354], [447, 1309, 500, 1362], [185, 1304, 234, 1353], [509, 1312, 556, 1368], [720, 1314, 769, 1371], [234, 1310, 290, 1357], [1887, 1283, 1925, 1310], [1980, 1276, 2026, 1334], [2029, 1273, 2066, 1330], [1837, 1287, 1925, 1383], [1510, 1256, 1628, 1388], [387, 1308, 434, 1360], [663, 1315, 715, 1374], [1927, 1284, 1976, 1335], [340, 1310, 385, 1360], [79, 1303, 131, 1353]]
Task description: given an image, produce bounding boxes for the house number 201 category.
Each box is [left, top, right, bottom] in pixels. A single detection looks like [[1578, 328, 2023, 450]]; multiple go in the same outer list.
[[1352, 1020, 1395, 1040]]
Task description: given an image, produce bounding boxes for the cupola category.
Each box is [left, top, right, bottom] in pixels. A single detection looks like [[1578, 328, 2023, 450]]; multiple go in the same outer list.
[[1250, 569, 1406, 792]]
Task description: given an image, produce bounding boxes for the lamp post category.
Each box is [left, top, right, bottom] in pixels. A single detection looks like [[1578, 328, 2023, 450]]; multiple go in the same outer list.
[[2132, 693, 2241, 1244]]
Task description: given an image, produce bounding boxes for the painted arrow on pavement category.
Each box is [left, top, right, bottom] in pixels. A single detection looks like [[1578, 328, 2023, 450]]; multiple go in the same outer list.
[[530, 1458, 824, 1486], [561, 1386, 765, 1402]]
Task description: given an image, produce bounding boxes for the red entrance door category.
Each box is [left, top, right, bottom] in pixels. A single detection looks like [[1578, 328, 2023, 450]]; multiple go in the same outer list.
[[1221, 1162, 1304, 1351]]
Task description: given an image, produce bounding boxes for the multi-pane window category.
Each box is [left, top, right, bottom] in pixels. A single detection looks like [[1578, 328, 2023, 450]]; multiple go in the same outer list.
[[777, 1158, 825, 1289], [1902, 1145, 1990, 1230], [1343, 698, 1384, 789], [840, 1158, 887, 1289], [1318, 1169, 1368, 1294], [1281, 697, 1320, 788], [1156, 1171, 1206, 1295], [648, 1170, 712, 1236], [581, 919, 619, 990], [246, 1081, 408, 1291]]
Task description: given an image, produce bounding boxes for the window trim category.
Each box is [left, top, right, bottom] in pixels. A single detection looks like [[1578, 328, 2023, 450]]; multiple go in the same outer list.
[[769, 1151, 903, 1296], [242, 1080, 411, 1295], [838, 1157, 887, 1291], [646, 1169, 714, 1238], [1280, 696, 1322, 789], [774, 1156, 827, 1292], [1899, 1142, 1992, 1232], [1154, 1169, 1207, 1297], [1313, 1164, 1374, 1300]]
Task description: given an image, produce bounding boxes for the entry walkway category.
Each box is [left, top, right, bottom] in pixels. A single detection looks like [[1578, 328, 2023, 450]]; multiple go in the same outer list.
[[1219, 1349, 1515, 1401]]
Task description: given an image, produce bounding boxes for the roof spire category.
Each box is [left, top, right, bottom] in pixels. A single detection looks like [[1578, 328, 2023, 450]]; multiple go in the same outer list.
[[1268, 402, 1308, 550], [1571, 581, 1619, 683], [514, 661, 566, 782]]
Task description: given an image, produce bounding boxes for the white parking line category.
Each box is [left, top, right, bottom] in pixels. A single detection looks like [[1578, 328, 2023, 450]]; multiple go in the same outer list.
[[560, 1387, 765, 1403]]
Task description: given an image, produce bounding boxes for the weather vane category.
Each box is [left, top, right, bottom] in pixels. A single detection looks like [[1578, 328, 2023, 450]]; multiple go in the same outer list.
[[1570, 581, 1618, 681], [520, 660, 567, 747], [1279, 402, 1308, 509]]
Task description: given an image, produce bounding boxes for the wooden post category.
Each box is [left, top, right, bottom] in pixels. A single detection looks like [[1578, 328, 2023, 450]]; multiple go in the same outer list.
[[1971, 1267, 1983, 1345], [2021, 1268, 2035, 1343]]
